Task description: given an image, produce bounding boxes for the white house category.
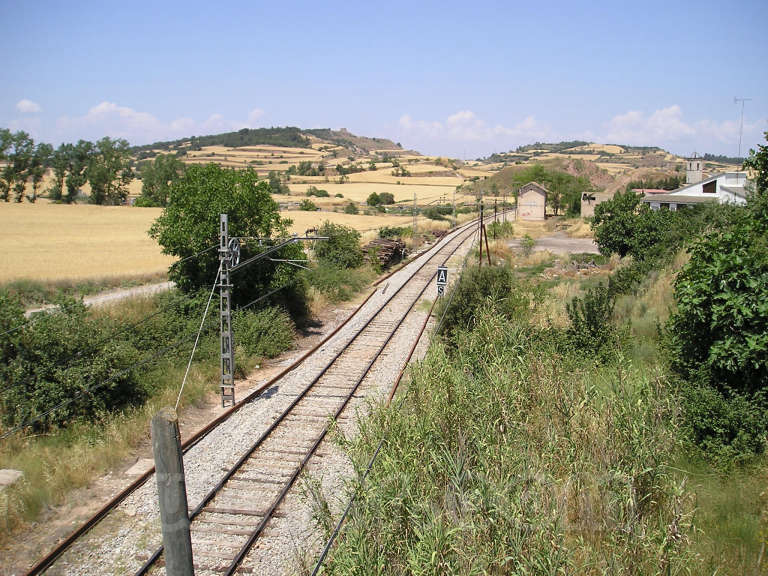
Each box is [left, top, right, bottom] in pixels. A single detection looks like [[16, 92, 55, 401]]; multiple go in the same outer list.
[[642, 157, 749, 211]]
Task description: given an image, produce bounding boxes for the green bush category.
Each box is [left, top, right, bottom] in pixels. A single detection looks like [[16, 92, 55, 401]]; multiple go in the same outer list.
[[306, 186, 329, 197], [378, 226, 411, 239], [436, 265, 531, 340], [566, 283, 617, 355], [422, 205, 452, 220], [520, 234, 535, 256], [306, 265, 375, 303], [314, 221, 363, 269], [234, 307, 294, 359], [343, 202, 358, 215], [486, 220, 514, 239], [0, 297, 145, 430], [299, 198, 318, 211]]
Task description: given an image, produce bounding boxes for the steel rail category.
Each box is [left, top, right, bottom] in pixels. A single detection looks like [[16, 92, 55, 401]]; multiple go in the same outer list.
[[24, 218, 479, 576], [134, 221, 478, 575]]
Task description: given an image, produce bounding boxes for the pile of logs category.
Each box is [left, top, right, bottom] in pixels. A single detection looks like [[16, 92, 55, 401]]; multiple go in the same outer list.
[[363, 238, 406, 268]]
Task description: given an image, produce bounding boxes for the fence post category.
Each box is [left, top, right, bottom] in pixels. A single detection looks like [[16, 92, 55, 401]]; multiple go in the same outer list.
[[151, 408, 195, 576]]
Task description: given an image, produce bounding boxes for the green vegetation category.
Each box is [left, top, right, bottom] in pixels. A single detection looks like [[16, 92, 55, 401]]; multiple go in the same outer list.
[[485, 220, 514, 239], [313, 221, 363, 269], [131, 127, 311, 156], [149, 164, 307, 315], [234, 306, 295, 359], [136, 153, 185, 207], [519, 233, 535, 256], [626, 175, 683, 191], [306, 185, 330, 197], [344, 201, 359, 215], [366, 192, 395, 206], [378, 226, 411, 239], [300, 198, 319, 211]]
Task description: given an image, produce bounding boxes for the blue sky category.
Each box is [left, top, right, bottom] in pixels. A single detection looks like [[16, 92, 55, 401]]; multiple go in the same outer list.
[[1, 0, 766, 158]]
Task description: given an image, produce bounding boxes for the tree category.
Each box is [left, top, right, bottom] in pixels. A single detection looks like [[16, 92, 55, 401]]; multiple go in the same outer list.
[[88, 137, 133, 205], [65, 140, 93, 203], [137, 153, 185, 206], [367, 192, 381, 206], [149, 164, 307, 313], [0, 131, 34, 202], [28, 142, 52, 202], [47, 143, 72, 201], [744, 130, 768, 195], [591, 190, 645, 257], [314, 221, 363, 269]]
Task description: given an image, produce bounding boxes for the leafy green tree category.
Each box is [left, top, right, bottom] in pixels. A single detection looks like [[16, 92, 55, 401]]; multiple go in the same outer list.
[[149, 164, 307, 312], [267, 170, 289, 194], [591, 190, 645, 257], [744, 130, 768, 195], [88, 137, 133, 205], [314, 221, 363, 269], [344, 201, 358, 214], [367, 192, 381, 206], [28, 142, 52, 203], [64, 140, 93, 203], [47, 143, 72, 201], [299, 198, 318, 211], [378, 192, 395, 204], [137, 153, 185, 206], [0, 131, 35, 202]]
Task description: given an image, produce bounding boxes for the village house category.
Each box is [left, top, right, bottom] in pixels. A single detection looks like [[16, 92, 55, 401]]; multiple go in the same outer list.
[[641, 157, 749, 211], [516, 182, 547, 221]]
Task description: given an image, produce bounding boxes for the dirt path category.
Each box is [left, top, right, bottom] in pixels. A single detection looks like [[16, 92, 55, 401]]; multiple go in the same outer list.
[[508, 231, 599, 254], [24, 281, 175, 316]]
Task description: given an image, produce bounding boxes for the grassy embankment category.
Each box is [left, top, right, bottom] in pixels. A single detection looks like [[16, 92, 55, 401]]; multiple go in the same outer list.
[[312, 239, 766, 574]]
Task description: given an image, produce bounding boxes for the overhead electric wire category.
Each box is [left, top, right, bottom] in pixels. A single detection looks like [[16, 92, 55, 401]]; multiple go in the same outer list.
[[175, 263, 221, 410]]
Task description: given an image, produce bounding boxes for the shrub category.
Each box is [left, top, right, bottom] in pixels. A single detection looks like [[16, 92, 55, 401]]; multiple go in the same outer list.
[[306, 265, 375, 303], [314, 221, 363, 269], [378, 226, 411, 239], [422, 205, 452, 220], [234, 307, 294, 359], [299, 198, 318, 211], [486, 220, 514, 239], [0, 298, 145, 430], [334, 193, 344, 198], [566, 283, 617, 355], [520, 234, 535, 256], [343, 202, 358, 215], [306, 186, 329, 198], [366, 192, 381, 206], [437, 265, 531, 340]]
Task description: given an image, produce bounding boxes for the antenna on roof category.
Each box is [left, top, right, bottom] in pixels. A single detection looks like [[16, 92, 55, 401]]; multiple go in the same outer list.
[[734, 97, 752, 159]]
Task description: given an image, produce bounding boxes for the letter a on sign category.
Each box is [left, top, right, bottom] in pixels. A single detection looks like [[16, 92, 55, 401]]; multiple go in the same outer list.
[[436, 266, 448, 286]]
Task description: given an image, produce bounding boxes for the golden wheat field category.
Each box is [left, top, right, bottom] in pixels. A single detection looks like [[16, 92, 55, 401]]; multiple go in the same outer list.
[[0, 203, 173, 282]]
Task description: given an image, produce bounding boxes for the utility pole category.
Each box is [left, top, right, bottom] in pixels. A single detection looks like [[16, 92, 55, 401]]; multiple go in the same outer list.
[[452, 188, 456, 228], [478, 200, 484, 267], [735, 97, 752, 159], [219, 214, 235, 408], [494, 198, 498, 223], [413, 193, 417, 234], [151, 408, 194, 576]]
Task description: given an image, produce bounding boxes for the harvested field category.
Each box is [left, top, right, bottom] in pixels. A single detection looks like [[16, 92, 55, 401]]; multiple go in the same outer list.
[[287, 182, 467, 203], [280, 210, 413, 234]]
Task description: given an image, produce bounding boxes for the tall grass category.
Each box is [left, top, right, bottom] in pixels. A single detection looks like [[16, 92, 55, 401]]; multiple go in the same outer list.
[[324, 309, 691, 574]]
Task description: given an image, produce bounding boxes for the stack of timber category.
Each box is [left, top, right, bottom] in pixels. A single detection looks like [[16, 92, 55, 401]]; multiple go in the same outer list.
[[363, 238, 406, 268]]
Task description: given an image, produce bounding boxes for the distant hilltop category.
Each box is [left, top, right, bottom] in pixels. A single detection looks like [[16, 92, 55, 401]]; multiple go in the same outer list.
[[131, 126, 404, 159]]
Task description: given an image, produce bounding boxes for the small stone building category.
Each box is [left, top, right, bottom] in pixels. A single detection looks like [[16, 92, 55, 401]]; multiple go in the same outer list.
[[516, 182, 547, 221], [580, 191, 611, 218]]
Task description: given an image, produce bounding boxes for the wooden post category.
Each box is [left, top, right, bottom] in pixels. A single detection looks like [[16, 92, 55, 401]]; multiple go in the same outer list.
[[151, 408, 195, 576]]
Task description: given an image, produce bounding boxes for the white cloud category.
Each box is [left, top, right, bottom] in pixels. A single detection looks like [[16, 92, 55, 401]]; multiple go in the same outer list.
[[398, 110, 549, 156], [54, 101, 267, 145], [16, 99, 41, 114], [600, 105, 764, 154]]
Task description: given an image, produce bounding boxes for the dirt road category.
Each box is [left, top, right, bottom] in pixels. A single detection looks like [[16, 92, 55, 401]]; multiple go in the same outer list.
[[25, 281, 175, 316]]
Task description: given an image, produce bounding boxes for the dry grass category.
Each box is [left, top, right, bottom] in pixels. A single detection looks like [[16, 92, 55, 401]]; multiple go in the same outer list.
[[0, 203, 173, 282], [287, 182, 465, 203]]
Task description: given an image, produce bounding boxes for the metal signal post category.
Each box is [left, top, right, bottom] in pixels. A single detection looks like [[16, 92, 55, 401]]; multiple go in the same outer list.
[[219, 214, 236, 407]]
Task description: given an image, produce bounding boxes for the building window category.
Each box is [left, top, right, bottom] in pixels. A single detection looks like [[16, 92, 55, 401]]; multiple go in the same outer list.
[[703, 181, 716, 194]]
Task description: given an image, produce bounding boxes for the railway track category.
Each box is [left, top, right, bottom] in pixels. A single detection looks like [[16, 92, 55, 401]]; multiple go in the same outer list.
[[28, 218, 483, 576]]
